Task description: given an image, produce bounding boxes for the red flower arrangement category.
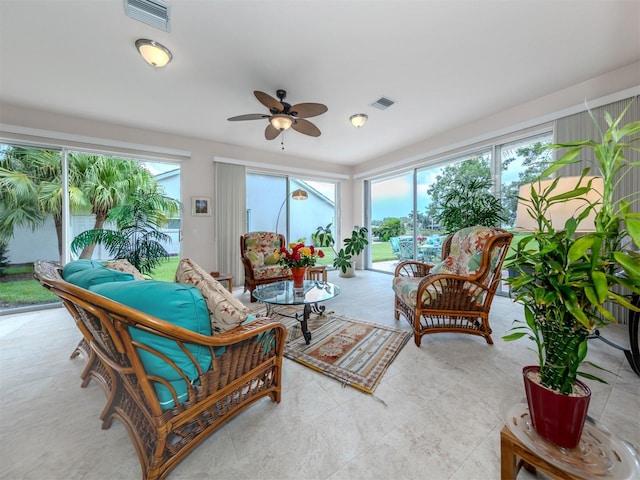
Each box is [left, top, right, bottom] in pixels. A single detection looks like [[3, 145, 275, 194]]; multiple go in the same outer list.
[[277, 243, 324, 268]]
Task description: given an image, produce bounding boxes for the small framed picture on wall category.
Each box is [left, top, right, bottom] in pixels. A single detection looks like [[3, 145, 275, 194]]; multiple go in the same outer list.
[[192, 197, 211, 216]]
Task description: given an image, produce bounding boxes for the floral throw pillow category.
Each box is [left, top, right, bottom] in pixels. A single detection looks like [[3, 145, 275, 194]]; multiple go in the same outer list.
[[175, 258, 249, 334], [103, 259, 146, 280], [246, 251, 264, 269]]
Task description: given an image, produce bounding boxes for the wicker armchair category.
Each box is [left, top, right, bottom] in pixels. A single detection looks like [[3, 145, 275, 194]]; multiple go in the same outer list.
[[34, 260, 286, 480], [240, 231, 292, 302], [393, 226, 513, 347]]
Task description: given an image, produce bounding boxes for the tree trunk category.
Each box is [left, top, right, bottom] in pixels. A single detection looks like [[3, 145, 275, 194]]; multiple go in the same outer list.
[[54, 215, 63, 261], [79, 211, 108, 259]]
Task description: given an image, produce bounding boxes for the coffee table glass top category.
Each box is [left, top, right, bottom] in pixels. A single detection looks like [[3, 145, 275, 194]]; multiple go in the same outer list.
[[253, 280, 340, 305]]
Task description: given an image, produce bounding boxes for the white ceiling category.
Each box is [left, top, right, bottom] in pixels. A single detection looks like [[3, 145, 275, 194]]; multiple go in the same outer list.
[[1, 0, 639, 166]]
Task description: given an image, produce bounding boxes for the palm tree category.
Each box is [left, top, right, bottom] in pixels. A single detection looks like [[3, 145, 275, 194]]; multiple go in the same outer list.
[[74, 155, 157, 259], [71, 188, 180, 274], [0, 147, 87, 257], [1, 149, 175, 262]]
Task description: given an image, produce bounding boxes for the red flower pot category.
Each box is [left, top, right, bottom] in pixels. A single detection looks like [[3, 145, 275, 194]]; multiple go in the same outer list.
[[291, 267, 306, 288], [523, 365, 591, 449]]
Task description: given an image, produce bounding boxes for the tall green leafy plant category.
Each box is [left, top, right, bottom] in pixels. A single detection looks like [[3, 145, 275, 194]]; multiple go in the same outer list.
[[71, 189, 180, 275], [434, 178, 506, 234], [505, 102, 640, 394]]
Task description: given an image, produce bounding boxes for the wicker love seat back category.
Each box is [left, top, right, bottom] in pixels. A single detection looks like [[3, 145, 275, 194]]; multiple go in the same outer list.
[[34, 260, 285, 480]]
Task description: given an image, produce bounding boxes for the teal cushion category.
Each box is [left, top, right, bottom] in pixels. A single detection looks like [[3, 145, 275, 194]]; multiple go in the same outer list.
[[89, 280, 213, 409], [66, 268, 135, 289], [154, 379, 190, 410], [62, 259, 104, 278]]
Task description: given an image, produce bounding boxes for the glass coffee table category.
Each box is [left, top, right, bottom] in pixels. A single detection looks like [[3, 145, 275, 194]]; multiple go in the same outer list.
[[253, 280, 340, 344]]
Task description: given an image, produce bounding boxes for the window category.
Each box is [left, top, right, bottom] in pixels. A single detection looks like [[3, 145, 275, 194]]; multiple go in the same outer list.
[[370, 172, 414, 271], [246, 173, 337, 266], [1, 144, 63, 311], [497, 133, 552, 227], [69, 153, 181, 262], [0, 145, 181, 312], [367, 132, 551, 276]]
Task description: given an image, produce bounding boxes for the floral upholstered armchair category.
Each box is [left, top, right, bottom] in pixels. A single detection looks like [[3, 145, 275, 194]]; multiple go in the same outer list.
[[392, 226, 513, 347], [240, 232, 292, 302]]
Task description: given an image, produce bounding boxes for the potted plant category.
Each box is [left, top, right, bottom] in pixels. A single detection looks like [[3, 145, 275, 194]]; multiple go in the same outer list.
[[504, 103, 640, 448], [313, 223, 368, 277]]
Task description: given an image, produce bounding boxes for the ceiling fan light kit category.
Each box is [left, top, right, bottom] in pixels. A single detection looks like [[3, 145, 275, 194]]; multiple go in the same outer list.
[[135, 39, 172, 67], [270, 114, 293, 131], [350, 113, 368, 128], [228, 90, 328, 141]]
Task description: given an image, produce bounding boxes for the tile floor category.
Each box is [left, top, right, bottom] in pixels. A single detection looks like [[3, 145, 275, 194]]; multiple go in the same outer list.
[[1, 269, 638, 479]]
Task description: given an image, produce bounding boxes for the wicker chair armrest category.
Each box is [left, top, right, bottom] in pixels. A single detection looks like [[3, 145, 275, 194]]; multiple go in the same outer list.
[[211, 317, 286, 346], [394, 260, 433, 278]]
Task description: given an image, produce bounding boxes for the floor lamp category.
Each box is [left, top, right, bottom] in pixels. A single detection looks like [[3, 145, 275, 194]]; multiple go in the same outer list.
[[275, 188, 308, 234]]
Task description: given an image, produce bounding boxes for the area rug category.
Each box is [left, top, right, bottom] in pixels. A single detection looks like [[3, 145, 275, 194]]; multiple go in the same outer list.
[[250, 305, 411, 393]]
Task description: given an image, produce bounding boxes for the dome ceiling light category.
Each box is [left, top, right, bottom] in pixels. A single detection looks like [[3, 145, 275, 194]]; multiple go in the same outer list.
[[135, 39, 172, 67]]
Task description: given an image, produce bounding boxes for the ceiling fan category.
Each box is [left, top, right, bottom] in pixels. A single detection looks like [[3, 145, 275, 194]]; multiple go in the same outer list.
[[227, 90, 328, 140]]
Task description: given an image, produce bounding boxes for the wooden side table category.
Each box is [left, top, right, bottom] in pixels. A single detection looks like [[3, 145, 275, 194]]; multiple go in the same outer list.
[[306, 266, 327, 282], [500, 426, 581, 479], [210, 272, 233, 293], [501, 401, 639, 480]]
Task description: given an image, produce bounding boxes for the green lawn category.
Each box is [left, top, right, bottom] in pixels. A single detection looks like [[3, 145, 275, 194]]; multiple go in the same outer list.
[[0, 279, 59, 306], [147, 256, 180, 281], [0, 243, 398, 309], [313, 241, 395, 266], [0, 256, 181, 309]]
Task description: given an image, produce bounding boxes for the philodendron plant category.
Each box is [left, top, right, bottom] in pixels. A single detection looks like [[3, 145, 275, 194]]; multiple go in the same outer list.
[[313, 223, 369, 274], [504, 102, 640, 394]]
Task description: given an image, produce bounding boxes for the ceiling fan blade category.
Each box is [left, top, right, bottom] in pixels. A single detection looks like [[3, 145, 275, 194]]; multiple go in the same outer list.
[[289, 102, 328, 119], [292, 118, 321, 137], [227, 113, 269, 121], [265, 123, 281, 140], [254, 91, 283, 113]]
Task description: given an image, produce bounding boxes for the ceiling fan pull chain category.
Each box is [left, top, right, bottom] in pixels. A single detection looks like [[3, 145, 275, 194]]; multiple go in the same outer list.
[[281, 131, 285, 150]]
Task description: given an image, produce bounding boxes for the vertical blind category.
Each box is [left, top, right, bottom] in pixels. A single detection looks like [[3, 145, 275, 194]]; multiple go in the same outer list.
[[214, 162, 246, 285]]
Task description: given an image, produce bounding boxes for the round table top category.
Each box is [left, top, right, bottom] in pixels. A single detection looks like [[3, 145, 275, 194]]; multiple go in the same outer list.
[[502, 400, 640, 479], [253, 280, 340, 306]]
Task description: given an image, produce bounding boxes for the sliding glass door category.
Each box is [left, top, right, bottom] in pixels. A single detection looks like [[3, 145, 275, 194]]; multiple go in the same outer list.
[[246, 173, 336, 266], [0, 144, 182, 312], [370, 171, 414, 272], [367, 132, 551, 278]]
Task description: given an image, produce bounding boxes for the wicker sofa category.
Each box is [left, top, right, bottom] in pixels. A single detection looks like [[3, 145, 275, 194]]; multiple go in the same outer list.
[[34, 259, 286, 480]]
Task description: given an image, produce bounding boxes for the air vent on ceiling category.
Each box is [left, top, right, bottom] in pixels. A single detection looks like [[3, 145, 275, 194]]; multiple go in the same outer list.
[[370, 96, 395, 110], [124, 0, 170, 32]]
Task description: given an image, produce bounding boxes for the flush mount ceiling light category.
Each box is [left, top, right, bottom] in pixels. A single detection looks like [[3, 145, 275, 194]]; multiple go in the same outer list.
[[269, 114, 294, 131], [135, 39, 172, 67], [350, 113, 368, 128]]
